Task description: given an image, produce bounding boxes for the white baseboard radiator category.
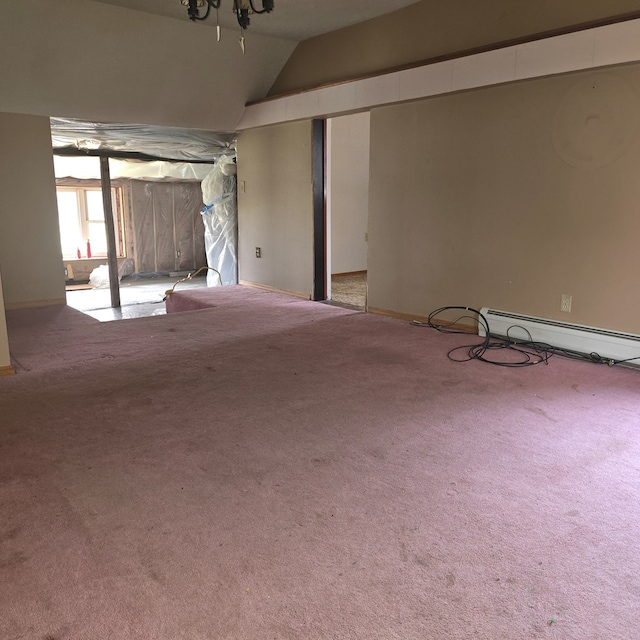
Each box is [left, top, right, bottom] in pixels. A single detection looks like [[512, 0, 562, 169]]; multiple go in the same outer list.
[[479, 307, 640, 365]]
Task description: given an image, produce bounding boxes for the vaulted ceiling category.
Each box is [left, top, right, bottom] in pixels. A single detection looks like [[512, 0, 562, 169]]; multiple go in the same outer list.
[[1, 0, 423, 140], [90, 0, 424, 41]]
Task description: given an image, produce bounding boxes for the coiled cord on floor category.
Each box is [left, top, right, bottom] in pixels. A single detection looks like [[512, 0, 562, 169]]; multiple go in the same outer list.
[[413, 306, 639, 368]]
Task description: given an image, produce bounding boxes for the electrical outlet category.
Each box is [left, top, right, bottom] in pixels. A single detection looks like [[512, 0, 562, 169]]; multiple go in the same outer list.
[[560, 294, 572, 313], [255, 247, 261, 258]]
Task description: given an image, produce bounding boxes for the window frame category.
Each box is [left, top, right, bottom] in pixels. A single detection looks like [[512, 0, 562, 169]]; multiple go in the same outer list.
[[56, 185, 125, 259]]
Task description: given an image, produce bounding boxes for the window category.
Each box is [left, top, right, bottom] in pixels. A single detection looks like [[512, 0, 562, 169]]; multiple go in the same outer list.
[[56, 186, 125, 259]]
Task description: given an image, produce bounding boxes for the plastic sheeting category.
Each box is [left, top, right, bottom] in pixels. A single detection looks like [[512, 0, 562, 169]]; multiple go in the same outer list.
[[89, 264, 112, 289], [200, 156, 238, 286], [54, 156, 215, 181], [50, 117, 236, 163]]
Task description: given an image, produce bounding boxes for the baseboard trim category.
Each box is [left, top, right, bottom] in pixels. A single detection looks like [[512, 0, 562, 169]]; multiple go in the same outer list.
[[332, 270, 367, 277], [0, 364, 16, 376], [239, 280, 310, 300], [429, 319, 478, 334], [367, 306, 429, 323], [367, 306, 477, 333], [4, 298, 66, 311]]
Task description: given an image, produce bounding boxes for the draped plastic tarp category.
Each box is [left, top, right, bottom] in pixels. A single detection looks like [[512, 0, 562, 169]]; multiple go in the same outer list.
[[50, 117, 236, 163], [200, 157, 238, 286], [54, 156, 214, 181], [51, 118, 238, 283]]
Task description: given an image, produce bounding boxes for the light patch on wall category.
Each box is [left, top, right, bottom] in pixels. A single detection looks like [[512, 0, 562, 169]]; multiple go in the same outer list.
[[552, 72, 640, 168]]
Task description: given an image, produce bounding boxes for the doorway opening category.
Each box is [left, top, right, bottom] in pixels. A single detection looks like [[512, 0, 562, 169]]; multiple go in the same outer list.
[[54, 155, 213, 320], [325, 112, 370, 311], [51, 118, 238, 321]]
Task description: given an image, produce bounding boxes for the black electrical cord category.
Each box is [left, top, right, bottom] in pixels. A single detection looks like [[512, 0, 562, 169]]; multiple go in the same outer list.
[[413, 306, 546, 367], [249, 0, 274, 14], [414, 306, 640, 369]]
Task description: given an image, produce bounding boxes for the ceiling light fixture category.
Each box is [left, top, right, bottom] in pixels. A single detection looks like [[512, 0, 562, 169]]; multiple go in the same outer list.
[[181, 0, 274, 30]]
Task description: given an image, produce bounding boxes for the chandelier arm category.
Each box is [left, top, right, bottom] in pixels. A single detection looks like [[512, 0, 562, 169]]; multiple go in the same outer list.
[[248, 0, 265, 14], [187, 0, 220, 21], [248, 0, 273, 14], [233, 0, 250, 29], [183, 0, 272, 27], [191, 0, 211, 21]]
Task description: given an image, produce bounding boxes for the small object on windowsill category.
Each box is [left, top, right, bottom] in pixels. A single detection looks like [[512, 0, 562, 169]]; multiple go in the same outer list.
[[87, 239, 92, 258], [77, 247, 82, 259]]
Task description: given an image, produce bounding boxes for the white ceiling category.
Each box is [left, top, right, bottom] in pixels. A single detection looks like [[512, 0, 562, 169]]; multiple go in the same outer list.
[[7, 0, 424, 145], [90, 0, 424, 41]]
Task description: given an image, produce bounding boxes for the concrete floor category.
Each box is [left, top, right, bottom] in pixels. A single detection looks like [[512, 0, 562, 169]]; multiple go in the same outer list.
[[66, 275, 209, 322], [67, 273, 367, 321]]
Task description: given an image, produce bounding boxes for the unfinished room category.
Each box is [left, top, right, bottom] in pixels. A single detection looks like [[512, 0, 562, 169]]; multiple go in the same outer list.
[[1, 2, 640, 638]]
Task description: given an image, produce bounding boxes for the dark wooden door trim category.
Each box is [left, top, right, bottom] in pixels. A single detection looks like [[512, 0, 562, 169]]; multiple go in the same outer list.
[[312, 119, 326, 301]]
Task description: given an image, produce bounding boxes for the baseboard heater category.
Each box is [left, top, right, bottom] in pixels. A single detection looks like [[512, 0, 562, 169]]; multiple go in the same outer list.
[[479, 307, 640, 365]]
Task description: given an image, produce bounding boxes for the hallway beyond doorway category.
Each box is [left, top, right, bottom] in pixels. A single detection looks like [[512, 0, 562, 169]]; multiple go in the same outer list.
[[330, 272, 366, 310]]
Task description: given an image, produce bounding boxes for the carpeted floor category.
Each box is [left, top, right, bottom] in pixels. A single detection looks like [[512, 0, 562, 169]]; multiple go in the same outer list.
[[1, 286, 639, 639]]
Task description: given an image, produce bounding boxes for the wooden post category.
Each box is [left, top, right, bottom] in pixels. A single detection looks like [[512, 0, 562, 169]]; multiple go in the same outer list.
[[99, 156, 121, 308], [312, 119, 326, 301]]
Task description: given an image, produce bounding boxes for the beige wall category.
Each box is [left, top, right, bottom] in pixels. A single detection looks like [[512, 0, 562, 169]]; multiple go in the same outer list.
[[367, 66, 640, 333], [330, 113, 370, 275], [237, 121, 314, 297], [269, 0, 640, 96], [0, 113, 66, 308]]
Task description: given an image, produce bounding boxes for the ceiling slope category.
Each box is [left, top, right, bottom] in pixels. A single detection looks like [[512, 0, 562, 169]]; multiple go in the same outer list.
[[89, 0, 424, 40], [0, 0, 296, 132]]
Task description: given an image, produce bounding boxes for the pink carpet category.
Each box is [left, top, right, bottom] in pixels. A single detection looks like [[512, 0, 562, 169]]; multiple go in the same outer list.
[[1, 286, 639, 639]]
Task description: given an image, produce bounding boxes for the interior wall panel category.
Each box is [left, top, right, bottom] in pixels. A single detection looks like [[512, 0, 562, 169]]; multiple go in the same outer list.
[[154, 183, 176, 272], [130, 181, 157, 273], [237, 121, 314, 297], [130, 180, 206, 275], [366, 66, 640, 334], [0, 113, 65, 307], [175, 184, 204, 271]]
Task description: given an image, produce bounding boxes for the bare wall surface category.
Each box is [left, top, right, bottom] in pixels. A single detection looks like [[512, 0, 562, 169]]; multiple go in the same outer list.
[[367, 67, 640, 334], [330, 113, 370, 275], [0, 113, 66, 308], [237, 121, 314, 297], [269, 0, 640, 95], [0, 0, 295, 131]]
